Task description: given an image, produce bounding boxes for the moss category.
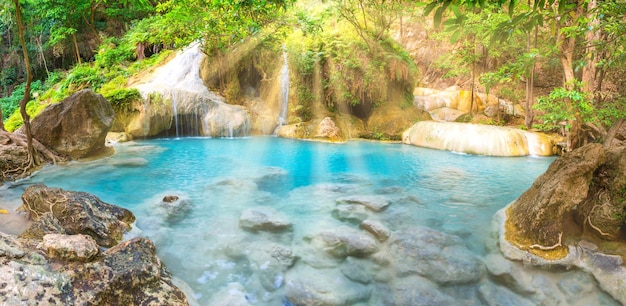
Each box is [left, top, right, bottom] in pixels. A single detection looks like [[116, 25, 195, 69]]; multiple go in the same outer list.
[[504, 206, 569, 260]]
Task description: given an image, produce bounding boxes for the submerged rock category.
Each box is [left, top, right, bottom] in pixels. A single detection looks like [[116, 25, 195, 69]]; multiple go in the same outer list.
[[336, 195, 390, 212], [310, 226, 379, 258], [360, 219, 391, 242], [239, 206, 292, 232], [477, 283, 535, 306], [373, 276, 457, 306], [26, 89, 114, 159], [387, 225, 484, 285], [285, 265, 372, 305], [20, 184, 135, 247]]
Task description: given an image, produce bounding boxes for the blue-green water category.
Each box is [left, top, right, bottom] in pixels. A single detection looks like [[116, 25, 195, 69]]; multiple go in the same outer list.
[[7, 137, 614, 304]]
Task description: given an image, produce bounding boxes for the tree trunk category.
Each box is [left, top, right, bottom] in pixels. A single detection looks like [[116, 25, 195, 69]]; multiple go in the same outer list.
[[72, 32, 82, 65], [581, 0, 599, 98], [14, 0, 39, 168]]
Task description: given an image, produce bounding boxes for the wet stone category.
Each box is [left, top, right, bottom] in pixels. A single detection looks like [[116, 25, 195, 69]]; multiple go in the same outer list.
[[336, 195, 390, 212], [239, 206, 292, 232], [360, 220, 391, 242]]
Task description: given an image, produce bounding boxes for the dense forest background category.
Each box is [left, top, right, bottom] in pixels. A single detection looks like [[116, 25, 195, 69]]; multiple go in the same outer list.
[[1, 0, 624, 147]]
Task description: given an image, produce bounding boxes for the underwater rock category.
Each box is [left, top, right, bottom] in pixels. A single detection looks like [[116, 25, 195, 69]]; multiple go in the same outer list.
[[25, 89, 114, 159], [285, 265, 372, 305], [402, 121, 554, 156], [244, 242, 297, 292], [483, 253, 535, 294], [310, 226, 379, 258], [332, 204, 370, 223], [478, 283, 535, 306], [39, 233, 99, 262], [360, 219, 391, 242], [373, 275, 456, 306], [387, 225, 484, 285], [20, 184, 135, 247], [206, 282, 252, 306], [239, 206, 292, 232], [336, 195, 390, 212]]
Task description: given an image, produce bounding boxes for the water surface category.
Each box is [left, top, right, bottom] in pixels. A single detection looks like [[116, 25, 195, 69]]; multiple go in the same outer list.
[[3, 137, 615, 304]]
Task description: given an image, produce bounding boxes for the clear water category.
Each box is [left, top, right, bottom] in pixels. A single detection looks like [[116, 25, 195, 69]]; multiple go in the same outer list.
[[6, 136, 607, 304]]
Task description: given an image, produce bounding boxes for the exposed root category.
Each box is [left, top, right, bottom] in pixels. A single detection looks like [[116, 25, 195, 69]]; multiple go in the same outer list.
[[509, 231, 564, 251], [527, 232, 564, 250], [0, 131, 63, 178], [585, 190, 617, 239]]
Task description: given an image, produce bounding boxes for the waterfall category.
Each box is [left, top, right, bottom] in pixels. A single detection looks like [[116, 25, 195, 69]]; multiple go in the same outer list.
[[278, 46, 290, 126], [133, 42, 252, 138], [172, 99, 180, 138]]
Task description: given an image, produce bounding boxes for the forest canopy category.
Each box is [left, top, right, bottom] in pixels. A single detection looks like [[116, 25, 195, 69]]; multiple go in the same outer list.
[[1, 0, 624, 149]]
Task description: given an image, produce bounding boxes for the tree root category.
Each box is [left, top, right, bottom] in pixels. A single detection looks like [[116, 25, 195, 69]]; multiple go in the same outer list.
[[0, 130, 64, 179], [585, 190, 617, 239], [510, 232, 564, 251]]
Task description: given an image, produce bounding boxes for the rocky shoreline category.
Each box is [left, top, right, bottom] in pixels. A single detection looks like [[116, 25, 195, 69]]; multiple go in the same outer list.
[[0, 184, 189, 305]]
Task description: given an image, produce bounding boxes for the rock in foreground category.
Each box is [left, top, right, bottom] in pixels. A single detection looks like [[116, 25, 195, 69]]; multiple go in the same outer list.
[[1, 184, 188, 305]]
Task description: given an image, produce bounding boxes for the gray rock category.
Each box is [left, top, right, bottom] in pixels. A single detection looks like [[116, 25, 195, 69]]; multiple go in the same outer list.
[[39, 234, 99, 261], [206, 282, 252, 306], [19, 212, 67, 240], [388, 226, 484, 285], [26, 89, 114, 159], [373, 276, 457, 306], [20, 184, 135, 247], [285, 265, 371, 305], [484, 253, 534, 294], [310, 226, 379, 258], [360, 220, 391, 242], [70, 237, 188, 305], [478, 283, 535, 306], [336, 195, 390, 212], [332, 204, 370, 223], [246, 242, 297, 291], [0, 259, 73, 305], [239, 206, 292, 232], [340, 257, 373, 284]]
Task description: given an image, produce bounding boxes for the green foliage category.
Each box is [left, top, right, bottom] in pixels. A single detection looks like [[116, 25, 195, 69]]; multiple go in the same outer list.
[[532, 81, 594, 132], [287, 9, 417, 116], [98, 76, 141, 113]]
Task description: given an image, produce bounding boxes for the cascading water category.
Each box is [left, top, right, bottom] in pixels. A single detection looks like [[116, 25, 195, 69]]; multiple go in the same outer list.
[[133, 42, 251, 138], [278, 46, 290, 126]]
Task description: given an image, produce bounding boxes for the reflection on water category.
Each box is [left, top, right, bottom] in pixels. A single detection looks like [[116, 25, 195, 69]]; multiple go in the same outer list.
[[1, 137, 619, 305]]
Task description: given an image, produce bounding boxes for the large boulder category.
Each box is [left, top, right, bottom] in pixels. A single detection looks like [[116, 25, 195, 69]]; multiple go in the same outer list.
[[505, 143, 607, 252], [19, 184, 135, 247], [27, 89, 114, 159]]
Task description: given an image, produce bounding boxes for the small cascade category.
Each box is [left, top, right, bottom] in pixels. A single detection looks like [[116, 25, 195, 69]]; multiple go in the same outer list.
[[278, 46, 290, 126], [172, 99, 180, 138], [402, 121, 554, 156]]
